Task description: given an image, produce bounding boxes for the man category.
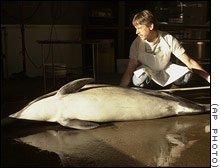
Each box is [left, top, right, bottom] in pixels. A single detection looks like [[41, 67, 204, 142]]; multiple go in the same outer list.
[[120, 10, 210, 88]]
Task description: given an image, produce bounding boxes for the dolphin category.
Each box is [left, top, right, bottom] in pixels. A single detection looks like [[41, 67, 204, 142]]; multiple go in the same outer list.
[[8, 78, 210, 129]]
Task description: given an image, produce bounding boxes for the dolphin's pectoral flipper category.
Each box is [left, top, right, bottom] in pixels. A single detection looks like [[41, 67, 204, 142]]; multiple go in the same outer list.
[[57, 119, 100, 130], [56, 78, 95, 95]]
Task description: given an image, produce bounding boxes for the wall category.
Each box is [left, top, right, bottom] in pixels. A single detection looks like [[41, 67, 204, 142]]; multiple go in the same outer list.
[[1, 1, 83, 25], [1, 24, 82, 78], [1, 1, 84, 78]]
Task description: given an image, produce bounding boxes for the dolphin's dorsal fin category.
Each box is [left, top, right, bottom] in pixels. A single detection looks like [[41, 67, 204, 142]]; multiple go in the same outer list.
[[57, 119, 99, 129], [56, 78, 95, 95]]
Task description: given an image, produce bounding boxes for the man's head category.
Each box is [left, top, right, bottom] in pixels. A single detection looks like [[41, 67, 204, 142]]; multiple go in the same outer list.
[[132, 10, 158, 41], [132, 10, 157, 29]]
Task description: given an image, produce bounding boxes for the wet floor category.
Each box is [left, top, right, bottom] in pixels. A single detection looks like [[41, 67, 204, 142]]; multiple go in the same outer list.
[[2, 114, 210, 167], [1, 76, 210, 167]]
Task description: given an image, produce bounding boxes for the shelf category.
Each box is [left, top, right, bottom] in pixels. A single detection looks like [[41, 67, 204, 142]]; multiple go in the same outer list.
[[180, 39, 210, 43], [198, 59, 210, 65], [158, 23, 210, 30], [87, 25, 118, 29], [89, 16, 116, 19]]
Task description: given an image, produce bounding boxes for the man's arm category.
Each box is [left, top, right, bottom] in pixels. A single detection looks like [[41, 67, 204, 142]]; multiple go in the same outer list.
[[120, 58, 138, 87], [178, 53, 210, 83]]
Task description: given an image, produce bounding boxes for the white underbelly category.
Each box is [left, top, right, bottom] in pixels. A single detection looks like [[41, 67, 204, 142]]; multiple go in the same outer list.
[[60, 91, 178, 122]]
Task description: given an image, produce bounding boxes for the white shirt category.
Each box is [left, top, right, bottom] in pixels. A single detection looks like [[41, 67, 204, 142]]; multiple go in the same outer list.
[[130, 31, 189, 86]]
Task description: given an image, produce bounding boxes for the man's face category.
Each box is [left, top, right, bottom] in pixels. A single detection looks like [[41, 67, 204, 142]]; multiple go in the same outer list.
[[134, 24, 152, 41]]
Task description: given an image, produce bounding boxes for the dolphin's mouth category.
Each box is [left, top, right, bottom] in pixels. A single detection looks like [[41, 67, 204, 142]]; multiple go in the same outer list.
[[9, 110, 23, 118]]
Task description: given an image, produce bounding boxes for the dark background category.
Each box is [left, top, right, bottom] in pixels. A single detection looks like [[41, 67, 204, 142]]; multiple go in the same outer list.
[[1, 1, 211, 78]]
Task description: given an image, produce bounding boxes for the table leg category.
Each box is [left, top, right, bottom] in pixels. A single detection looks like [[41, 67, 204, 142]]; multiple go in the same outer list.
[[92, 43, 96, 81], [41, 44, 46, 93]]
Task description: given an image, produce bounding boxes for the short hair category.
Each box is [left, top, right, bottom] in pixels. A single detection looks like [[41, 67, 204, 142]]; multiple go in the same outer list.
[[132, 10, 158, 30]]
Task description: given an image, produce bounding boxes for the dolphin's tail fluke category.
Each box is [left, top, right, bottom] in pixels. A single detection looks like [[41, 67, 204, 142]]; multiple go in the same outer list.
[[177, 101, 210, 116], [198, 103, 210, 112]]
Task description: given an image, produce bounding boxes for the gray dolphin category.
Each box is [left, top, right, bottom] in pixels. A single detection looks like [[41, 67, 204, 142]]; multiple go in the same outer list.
[[8, 78, 210, 129]]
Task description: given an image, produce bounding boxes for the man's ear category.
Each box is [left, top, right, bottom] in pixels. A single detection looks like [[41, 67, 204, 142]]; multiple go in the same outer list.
[[149, 23, 154, 30]]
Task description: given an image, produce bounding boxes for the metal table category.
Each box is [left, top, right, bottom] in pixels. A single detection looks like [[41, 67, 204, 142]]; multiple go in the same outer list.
[[37, 40, 100, 92]]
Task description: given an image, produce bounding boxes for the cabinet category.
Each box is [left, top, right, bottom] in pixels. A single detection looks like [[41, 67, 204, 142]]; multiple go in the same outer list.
[[155, 1, 210, 69], [81, 1, 118, 77], [82, 1, 210, 74]]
